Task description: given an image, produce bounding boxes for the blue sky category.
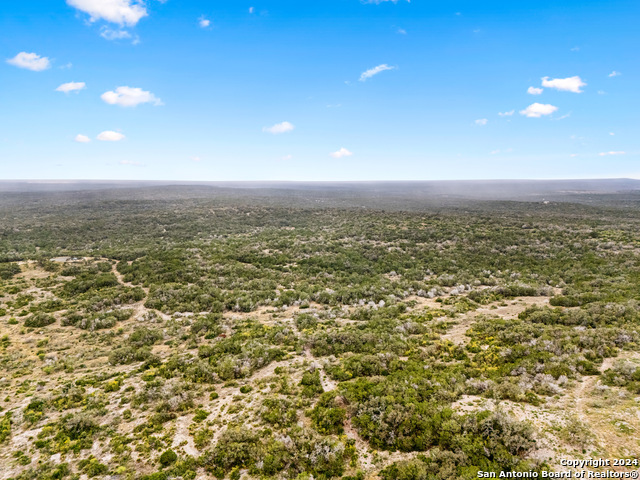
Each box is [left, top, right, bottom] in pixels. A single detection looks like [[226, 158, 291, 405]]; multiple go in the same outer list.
[[1, 0, 638, 181]]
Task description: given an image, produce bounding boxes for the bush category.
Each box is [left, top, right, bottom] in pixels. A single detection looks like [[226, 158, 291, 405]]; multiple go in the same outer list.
[[310, 391, 346, 435], [260, 398, 298, 428], [78, 456, 108, 477], [0, 263, 21, 280], [24, 313, 55, 328], [129, 327, 163, 348], [159, 449, 178, 467], [300, 369, 324, 397], [191, 314, 222, 336], [202, 427, 260, 473], [0, 412, 11, 443], [109, 346, 152, 365]]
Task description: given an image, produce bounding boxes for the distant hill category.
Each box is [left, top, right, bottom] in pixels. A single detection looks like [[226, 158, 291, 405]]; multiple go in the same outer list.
[[1, 178, 639, 200]]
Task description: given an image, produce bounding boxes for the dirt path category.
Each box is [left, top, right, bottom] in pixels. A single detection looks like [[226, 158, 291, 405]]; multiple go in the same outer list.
[[574, 357, 615, 425], [441, 295, 552, 345], [172, 414, 199, 457]]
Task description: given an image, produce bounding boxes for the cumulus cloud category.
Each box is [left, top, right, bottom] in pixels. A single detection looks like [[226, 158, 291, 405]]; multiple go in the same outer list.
[[599, 151, 625, 156], [527, 87, 543, 95], [263, 121, 295, 134], [608, 71, 622, 77], [67, 0, 147, 26], [520, 103, 558, 118], [74, 134, 91, 143], [498, 110, 515, 117], [56, 82, 86, 93], [6, 52, 51, 71], [475, 119, 488, 126], [330, 148, 353, 158], [359, 64, 395, 82], [101, 86, 163, 107], [541, 76, 586, 93], [97, 131, 125, 141], [249, 7, 255, 13], [199, 16, 211, 28]]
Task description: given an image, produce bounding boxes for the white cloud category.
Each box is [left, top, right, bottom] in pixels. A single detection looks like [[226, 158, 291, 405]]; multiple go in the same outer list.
[[100, 27, 132, 40], [609, 132, 615, 136], [570, 46, 580, 52], [97, 131, 125, 141], [192, 156, 202, 162], [249, 7, 255, 14], [282, 154, 293, 160], [359, 64, 395, 82], [6, 52, 51, 71], [119, 160, 143, 165], [498, 110, 515, 117], [555, 112, 571, 120], [609, 71, 622, 77], [330, 148, 353, 159], [56, 82, 86, 93], [520, 103, 558, 118], [527, 86, 543, 95], [101, 86, 163, 107], [475, 118, 488, 126], [67, 0, 147, 26], [541, 76, 586, 93], [263, 121, 295, 134], [199, 17, 211, 28], [74, 134, 91, 143], [599, 151, 625, 156], [397, 28, 407, 35]]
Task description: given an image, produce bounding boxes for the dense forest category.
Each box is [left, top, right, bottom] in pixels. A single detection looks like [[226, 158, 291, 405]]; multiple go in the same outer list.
[[1, 185, 640, 480]]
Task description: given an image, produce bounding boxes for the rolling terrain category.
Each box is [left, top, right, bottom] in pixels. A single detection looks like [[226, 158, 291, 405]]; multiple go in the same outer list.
[[1, 182, 640, 480]]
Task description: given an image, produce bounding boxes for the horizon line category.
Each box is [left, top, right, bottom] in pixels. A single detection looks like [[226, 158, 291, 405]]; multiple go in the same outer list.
[[1, 177, 640, 184]]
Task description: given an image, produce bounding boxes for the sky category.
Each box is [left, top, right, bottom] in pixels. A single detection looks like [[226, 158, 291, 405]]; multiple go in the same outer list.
[[1, 0, 638, 181]]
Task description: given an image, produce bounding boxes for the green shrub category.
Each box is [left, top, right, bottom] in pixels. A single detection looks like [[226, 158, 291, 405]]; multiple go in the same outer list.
[[309, 391, 345, 435], [193, 409, 209, 422], [109, 346, 152, 365], [78, 456, 108, 477], [129, 327, 163, 348], [159, 449, 178, 467], [0, 263, 21, 280], [0, 412, 11, 443], [300, 370, 323, 397], [24, 313, 55, 328], [260, 398, 298, 428]]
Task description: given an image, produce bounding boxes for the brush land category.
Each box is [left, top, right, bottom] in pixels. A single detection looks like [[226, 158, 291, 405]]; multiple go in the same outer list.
[[1, 181, 640, 480]]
